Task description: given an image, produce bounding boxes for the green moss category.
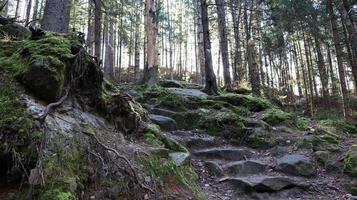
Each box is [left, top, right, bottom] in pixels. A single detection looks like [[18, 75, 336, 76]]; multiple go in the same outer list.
[[198, 110, 247, 140], [296, 117, 310, 130], [210, 93, 272, 112], [344, 146, 357, 177], [147, 156, 205, 200], [262, 108, 293, 126], [0, 32, 81, 102], [299, 128, 341, 151], [319, 119, 357, 135], [246, 129, 277, 148]]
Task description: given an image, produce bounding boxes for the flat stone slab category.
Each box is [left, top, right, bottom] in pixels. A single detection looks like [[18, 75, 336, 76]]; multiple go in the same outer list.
[[220, 176, 307, 192], [169, 152, 190, 166], [148, 114, 177, 131], [168, 88, 208, 99], [193, 148, 253, 161], [223, 160, 267, 176], [276, 154, 316, 177]]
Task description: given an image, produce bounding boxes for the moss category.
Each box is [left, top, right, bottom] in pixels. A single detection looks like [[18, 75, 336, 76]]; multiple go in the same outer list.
[[0, 74, 40, 178], [246, 129, 277, 149], [262, 108, 293, 126], [209, 93, 272, 112], [198, 109, 247, 140], [39, 188, 75, 200], [0, 24, 30, 39], [299, 128, 341, 151], [158, 92, 188, 111], [296, 117, 310, 130], [0, 32, 81, 102], [146, 156, 205, 200], [344, 145, 357, 177], [319, 119, 357, 135]]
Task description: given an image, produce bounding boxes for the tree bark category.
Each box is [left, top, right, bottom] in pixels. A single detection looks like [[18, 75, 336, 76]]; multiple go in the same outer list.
[[201, 0, 218, 95], [41, 0, 70, 33], [328, 0, 350, 117], [143, 0, 158, 87], [215, 0, 232, 90], [134, 0, 141, 83], [93, 0, 102, 59]]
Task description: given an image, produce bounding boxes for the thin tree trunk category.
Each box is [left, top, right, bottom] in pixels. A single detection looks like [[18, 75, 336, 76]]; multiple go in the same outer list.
[[94, 0, 102, 59]]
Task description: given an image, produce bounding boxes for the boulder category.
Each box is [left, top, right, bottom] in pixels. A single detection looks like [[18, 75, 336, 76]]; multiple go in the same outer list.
[[0, 24, 31, 39], [159, 79, 183, 88], [21, 59, 65, 102], [223, 160, 267, 176], [220, 176, 307, 192], [148, 114, 177, 131], [204, 161, 223, 176], [193, 148, 253, 161], [168, 88, 208, 99], [276, 154, 316, 177], [344, 146, 357, 177]]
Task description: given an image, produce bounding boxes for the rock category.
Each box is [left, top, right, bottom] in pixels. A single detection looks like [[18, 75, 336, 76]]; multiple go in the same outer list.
[[245, 128, 277, 149], [168, 88, 208, 99], [345, 180, 357, 196], [344, 146, 357, 177], [220, 176, 307, 192], [0, 24, 31, 39], [148, 114, 177, 131], [169, 152, 190, 166], [276, 154, 316, 177], [193, 148, 252, 161], [204, 161, 223, 176], [21, 59, 65, 102], [223, 160, 267, 176], [160, 79, 183, 88], [314, 151, 330, 166]]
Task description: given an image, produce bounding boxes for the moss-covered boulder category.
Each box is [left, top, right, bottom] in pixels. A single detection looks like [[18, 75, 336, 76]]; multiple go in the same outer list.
[[198, 109, 247, 139], [245, 128, 277, 149], [344, 145, 357, 177], [209, 93, 271, 112], [262, 108, 293, 126], [0, 33, 83, 102]]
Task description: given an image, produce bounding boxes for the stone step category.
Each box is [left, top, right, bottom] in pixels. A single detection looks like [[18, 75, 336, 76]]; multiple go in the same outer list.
[[193, 147, 253, 161], [148, 114, 177, 131], [219, 175, 308, 192], [223, 160, 268, 176]]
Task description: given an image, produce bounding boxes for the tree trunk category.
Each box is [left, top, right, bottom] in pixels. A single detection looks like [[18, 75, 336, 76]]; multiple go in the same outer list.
[[32, 0, 39, 20], [230, 0, 242, 85], [215, 0, 232, 90], [134, 0, 141, 83], [196, 0, 205, 84], [315, 38, 329, 99], [328, 0, 350, 117], [104, 18, 114, 80], [41, 0, 70, 33], [25, 0, 32, 24], [93, 0, 102, 59], [86, 1, 94, 55], [143, 0, 158, 87], [201, 0, 218, 95]]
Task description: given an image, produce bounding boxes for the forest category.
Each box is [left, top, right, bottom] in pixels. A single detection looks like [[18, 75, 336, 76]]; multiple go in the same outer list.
[[0, 0, 356, 199]]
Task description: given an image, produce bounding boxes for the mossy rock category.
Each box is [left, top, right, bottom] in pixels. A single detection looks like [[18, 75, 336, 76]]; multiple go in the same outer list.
[[198, 109, 247, 140], [209, 93, 271, 112], [262, 108, 293, 126], [319, 119, 357, 135], [0, 74, 40, 187], [344, 146, 357, 177], [0, 24, 31, 39], [0, 32, 84, 102], [245, 128, 277, 149]]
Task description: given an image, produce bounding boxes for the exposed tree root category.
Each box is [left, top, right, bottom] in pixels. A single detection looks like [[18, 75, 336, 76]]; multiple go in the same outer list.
[[82, 130, 154, 193], [35, 87, 70, 123]]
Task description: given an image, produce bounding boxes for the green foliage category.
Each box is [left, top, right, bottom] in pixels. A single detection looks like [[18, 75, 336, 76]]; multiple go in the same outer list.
[[344, 146, 357, 177], [262, 108, 293, 126], [296, 117, 310, 130]]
